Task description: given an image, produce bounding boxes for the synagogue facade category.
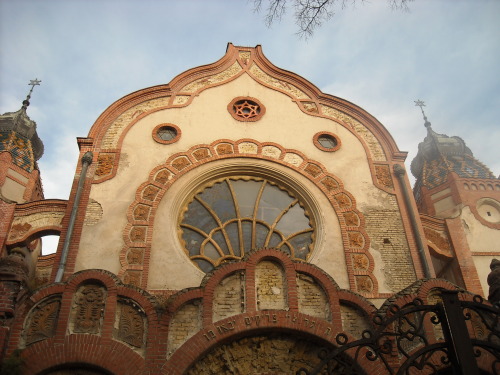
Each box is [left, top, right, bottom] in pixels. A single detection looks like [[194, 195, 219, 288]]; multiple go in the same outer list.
[[1, 44, 499, 374]]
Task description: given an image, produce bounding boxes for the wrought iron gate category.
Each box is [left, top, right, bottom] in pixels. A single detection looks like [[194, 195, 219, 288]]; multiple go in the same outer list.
[[298, 291, 500, 375]]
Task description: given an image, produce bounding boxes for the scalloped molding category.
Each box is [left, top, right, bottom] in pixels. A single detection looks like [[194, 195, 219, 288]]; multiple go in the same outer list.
[[119, 138, 380, 297]]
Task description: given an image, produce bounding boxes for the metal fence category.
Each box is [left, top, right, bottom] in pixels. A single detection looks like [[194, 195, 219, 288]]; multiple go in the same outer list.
[[298, 291, 500, 375]]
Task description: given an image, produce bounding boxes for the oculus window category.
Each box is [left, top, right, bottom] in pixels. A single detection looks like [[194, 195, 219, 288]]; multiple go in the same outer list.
[[180, 177, 314, 272], [313, 132, 341, 152], [153, 124, 181, 144]]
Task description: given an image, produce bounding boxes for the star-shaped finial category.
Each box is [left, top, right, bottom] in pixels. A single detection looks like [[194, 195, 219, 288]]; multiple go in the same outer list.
[[414, 99, 432, 128], [414, 99, 425, 109], [22, 78, 42, 109], [29, 78, 42, 87]]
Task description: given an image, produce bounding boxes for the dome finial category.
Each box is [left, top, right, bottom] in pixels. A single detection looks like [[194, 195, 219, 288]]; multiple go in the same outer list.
[[414, 99, 431, 128], [22, 78, 42, 110]]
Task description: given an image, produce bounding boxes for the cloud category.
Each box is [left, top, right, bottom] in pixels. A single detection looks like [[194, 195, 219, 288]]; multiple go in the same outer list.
[[1, 0, 499, 204]]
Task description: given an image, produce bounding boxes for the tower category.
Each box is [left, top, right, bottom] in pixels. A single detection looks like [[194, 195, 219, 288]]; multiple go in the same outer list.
[[0, 79, 44, 204], [0, 80, 45, 360], [411, 100, 500, 295]]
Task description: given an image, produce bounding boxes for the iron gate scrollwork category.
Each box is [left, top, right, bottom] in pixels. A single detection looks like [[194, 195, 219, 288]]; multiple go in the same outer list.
[[298, 290, 500, 375]]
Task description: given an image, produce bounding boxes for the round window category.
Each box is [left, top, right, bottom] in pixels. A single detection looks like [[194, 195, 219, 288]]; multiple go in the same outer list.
[[179, 177, 314, 272], [313, 132, 341, 152], [476, 198, 500, 224], [153, 124, 181, 144], [228, 97, 265, 122]]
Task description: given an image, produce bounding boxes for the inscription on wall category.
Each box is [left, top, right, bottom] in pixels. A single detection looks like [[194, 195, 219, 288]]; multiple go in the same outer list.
[[203, 312, 335, 343]]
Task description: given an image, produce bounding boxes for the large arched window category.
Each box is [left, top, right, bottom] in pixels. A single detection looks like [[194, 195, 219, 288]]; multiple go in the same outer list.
[[179, 177, 314, 272]]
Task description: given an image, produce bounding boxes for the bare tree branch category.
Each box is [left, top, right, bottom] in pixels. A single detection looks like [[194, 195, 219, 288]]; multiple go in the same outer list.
[[254, 0, 288, 27], [254, 0, 413, 38], [389, 0, 412, 11]]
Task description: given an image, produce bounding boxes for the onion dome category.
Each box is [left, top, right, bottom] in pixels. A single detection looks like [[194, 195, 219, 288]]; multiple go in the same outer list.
[[0, 79, 44, 172], [410, 100, 494, 190]]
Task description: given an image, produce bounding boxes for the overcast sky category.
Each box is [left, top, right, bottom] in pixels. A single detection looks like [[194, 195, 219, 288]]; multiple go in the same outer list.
[[1, 0, 499, 203]]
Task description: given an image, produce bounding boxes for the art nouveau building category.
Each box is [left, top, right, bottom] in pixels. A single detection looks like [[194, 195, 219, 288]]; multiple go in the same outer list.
[[1, 44, 499, 374]]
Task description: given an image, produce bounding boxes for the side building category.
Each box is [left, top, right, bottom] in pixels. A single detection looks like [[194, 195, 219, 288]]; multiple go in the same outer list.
[[1, 45, 498, 374]]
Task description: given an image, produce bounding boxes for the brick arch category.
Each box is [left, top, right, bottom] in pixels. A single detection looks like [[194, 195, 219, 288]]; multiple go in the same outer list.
[[20, 336, 144, 375], [5, 269, 160, 374], [6, 200, 67, 247], [119, 139, 378, 296], [163, 248, 380, 369], [162, 316, 378, 375], [161, 249, 377, 374], [36, 363, 113, 375]]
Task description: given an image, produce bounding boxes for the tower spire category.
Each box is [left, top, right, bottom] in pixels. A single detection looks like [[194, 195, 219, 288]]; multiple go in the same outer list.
[[22, 78, 42, 110], [414, 99, 431, 128]]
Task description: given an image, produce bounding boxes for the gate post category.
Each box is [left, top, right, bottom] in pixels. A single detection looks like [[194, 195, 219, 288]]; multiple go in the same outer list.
[[440, 290, 480, 375]]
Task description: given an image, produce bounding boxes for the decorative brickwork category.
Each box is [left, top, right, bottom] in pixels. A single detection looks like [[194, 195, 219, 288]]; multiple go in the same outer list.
[[423, 227, 452, 255], [375, 164, 394, 189], [180, 61, 242, 94], [120, 139, 375, 295], [115, 298, 147, 350], [163, 249, 394, 374], [24, 297, 61, 346], [87, 44, 397, 187], [320, 104, 386, 161], [35, 254, 55, 287], [249, 64, 310, 99], [3, 254, 474, 374], [69, 284, 106, 334], [227, 96, 266, 122], [101, 97, 171, 149], [0, 131, 35, 172], [4, 269, 156, 374], [94, 153, 115, 178], [185, 334, 334, 375], [5, 200, 67, 248]]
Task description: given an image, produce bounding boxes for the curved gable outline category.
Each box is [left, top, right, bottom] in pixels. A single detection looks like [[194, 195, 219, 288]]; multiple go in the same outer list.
[[85, 44, 406, 178]]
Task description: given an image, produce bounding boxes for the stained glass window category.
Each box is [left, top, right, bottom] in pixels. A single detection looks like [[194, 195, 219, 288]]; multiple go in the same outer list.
[[180, 177, 314, 272]]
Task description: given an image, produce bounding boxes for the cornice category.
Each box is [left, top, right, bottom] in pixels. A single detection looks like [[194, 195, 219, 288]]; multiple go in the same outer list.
[[86, 43, 404, 162]]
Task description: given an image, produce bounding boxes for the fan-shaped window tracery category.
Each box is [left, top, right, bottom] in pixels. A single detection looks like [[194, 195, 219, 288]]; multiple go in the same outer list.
[[180, 177, 314, 272]]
